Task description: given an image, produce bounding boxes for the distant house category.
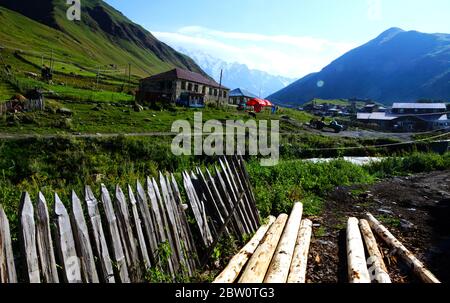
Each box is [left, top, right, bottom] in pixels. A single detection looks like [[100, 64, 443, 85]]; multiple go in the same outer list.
[[228, 88, 258, 106], [357, 103, 450, 132], [136, 68, 229, 107], [360, 103, 382, 113]]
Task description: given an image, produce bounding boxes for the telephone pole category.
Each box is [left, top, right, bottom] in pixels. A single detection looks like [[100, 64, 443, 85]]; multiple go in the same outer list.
[[217, 69, 223, 107], [128, 63, 131, 87]]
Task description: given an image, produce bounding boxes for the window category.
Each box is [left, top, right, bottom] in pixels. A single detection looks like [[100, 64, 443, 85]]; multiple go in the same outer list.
[[214, 89, 218, 96], [209, 87, 213, 95], [181, 81, 186, 90], [223, 91, 227, 98], [188, 83, 193, 91], [194, 84, 199, 93], [202, 86, 206, 94]]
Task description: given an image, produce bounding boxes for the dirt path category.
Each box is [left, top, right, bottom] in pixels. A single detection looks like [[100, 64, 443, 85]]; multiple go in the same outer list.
[[0, 132, 176, 140], [306, 170, 450, 283]]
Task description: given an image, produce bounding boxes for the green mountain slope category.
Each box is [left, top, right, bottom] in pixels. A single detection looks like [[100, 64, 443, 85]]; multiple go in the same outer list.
[[0, 0, 203, 77], [269, 28, 450, 105]]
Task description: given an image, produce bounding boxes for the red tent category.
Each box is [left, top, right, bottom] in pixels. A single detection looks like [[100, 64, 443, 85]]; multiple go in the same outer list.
[[247, 98, 273, 107], [247, 98, 273, 113], [262, 99, 273, 107]]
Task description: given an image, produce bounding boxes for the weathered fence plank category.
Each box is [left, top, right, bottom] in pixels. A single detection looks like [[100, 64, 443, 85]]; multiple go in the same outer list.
[[170, 174, 199, 272], [225, 157, 259, 232], [136, 180, 158, 263], [205, 167, 239, 237], [159, 173, 185, 273], [236, 155, 259, 223], [127, 185, 151, 270], [146, 178, 168, 245], [214, 166, 246, 237], [230, 156, 260, 226], [19, 192, 40, 283], [164, 174, 192, 275], [196, 168, 228, 236], [54, 193, 82, 283], [71, 191, 99, 283], [115, 185, 142, 282], [0, 205, 17, 283], [183, 171, 213, 247], [216, 163, 250, 235], [36, 192, 59, 283], [85, 186, 115, 283], [147, 177, 175, 276], [100, 184, 130, 283]]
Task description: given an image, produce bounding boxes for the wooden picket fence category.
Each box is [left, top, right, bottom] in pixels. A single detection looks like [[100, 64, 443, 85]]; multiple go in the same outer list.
[[0, 156, 259, 283], [0, 98, 45, 115]]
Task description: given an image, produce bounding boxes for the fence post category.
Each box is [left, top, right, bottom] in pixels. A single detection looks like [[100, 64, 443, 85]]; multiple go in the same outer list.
[[71, 191, 99, 283], [85, 186, 115, 283], [19, 192, 40, 283], [36, 192, 59, 283], [100, 184, 130, 283], [0, 205, 17, 283], [54, 193, 82, 283]]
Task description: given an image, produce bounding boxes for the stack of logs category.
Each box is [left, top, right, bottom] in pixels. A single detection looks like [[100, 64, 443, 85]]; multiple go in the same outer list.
[[214, 208, 441, 283], [214, 202, 313, 283], [347, 213, 441, 283]]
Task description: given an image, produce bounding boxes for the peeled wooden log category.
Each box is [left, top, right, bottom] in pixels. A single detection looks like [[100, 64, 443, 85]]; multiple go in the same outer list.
[[213, 216, 276, 283], [264, 203, 303, 283], [347, 217, 371, 283], [287, 219, 313, 283], [238, 214, 289, 283], [359, 219, 391, 283], [366, 213, 440, 283]]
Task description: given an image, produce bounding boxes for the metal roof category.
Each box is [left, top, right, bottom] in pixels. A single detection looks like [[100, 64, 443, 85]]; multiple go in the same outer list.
[[358, 112, 449, 122], [357, 113, 398, 121], [141, 68, 229, 89], [392, 103, 446, 109], [229, 88, 258, 98]]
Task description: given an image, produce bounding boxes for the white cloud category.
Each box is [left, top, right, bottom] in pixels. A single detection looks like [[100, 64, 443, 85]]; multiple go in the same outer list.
[[152, 26, 357, 78]]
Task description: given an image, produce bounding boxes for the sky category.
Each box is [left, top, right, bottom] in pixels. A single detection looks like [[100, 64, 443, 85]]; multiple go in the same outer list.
[[105, 0, 450, 79]]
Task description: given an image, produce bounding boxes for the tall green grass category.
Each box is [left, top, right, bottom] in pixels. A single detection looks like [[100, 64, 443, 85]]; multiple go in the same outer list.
[[248, 152, 450, 218]]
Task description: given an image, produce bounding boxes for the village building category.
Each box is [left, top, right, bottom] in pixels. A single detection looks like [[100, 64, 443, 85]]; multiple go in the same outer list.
[[228, 88, 258, 106], [357, 103, 450, 132], [360, 103, 387, 113], [136, 68, 229, 107]]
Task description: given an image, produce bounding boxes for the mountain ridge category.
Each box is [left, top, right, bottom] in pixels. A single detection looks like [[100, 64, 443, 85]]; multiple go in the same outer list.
[[269, 27, 450, 105], [177, 47, 295, 97], [0, 0, 204, 76]]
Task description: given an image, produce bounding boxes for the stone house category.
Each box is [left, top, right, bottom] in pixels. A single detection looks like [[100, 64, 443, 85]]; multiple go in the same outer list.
[[136, 68, 229, 107]]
